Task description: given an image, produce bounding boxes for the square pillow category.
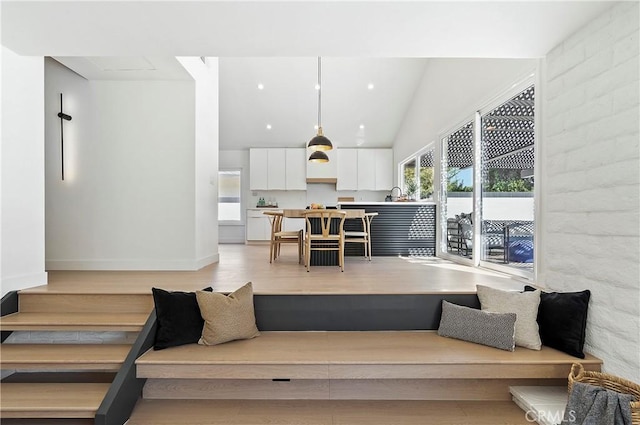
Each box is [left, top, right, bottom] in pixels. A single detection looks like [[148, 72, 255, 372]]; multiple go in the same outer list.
[[438, 301, 516, 351], [476, 284, 541, 350], [152, 286, 213, 350], [525, 285, 591, 358], [196, 282, 260, 346]]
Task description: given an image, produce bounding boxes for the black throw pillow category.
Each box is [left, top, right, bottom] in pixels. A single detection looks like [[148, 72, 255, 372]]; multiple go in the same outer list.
[[524, 285, 590, 358], [152, 286, 213, 350]]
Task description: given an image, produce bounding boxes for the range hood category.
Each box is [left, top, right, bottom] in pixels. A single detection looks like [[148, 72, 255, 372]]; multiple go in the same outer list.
[[307, 149, 337, 183], [306, 177, 337, 184]]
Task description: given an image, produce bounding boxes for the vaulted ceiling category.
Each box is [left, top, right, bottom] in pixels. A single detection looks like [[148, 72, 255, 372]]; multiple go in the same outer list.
[[2, 1, 614, 150]]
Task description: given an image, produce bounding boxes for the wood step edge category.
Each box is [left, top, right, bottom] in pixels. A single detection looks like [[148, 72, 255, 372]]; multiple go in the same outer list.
[[1, 344, 131, 370], [0, 382, 110, 419], [0, 312, 148, 331]]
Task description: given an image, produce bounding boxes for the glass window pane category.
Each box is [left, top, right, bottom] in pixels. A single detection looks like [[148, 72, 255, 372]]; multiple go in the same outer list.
[[442, 121, 474, 258], [419, 148, 435, 200], [218, 170, 241, 221], [402, 159, 417, 200], [480, 86, 535, 272]]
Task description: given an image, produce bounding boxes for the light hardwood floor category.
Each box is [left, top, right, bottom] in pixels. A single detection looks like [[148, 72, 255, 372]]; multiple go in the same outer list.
[[35, 244, 525, 295]]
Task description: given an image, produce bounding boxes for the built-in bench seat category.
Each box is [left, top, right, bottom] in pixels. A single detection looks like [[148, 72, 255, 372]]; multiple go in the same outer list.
[[136, 331, 602, 401]]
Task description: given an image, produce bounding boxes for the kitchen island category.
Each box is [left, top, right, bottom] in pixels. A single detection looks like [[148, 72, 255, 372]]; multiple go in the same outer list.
[[340, 202, 436, 257]]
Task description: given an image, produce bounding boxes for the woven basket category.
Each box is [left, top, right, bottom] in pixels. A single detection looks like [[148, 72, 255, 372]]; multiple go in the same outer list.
[[568, 363, 640, 425]]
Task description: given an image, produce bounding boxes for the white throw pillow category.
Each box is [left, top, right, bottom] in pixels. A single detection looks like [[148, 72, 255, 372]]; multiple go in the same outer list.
[[476, 284, 541, 350]]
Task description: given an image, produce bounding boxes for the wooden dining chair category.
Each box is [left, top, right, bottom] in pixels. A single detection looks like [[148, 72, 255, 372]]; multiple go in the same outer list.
[[264, 211, 303, 264], [344, 212, 378, 261], [300, 210, 347, 272]]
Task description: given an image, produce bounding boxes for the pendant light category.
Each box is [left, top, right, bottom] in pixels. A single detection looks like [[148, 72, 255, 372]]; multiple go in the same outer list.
[[308, 57, 332, 161]]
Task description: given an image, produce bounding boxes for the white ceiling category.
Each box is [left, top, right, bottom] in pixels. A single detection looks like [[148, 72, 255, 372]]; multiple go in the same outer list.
[[219, 57, 427, 149], [1, 1, 615, 150]]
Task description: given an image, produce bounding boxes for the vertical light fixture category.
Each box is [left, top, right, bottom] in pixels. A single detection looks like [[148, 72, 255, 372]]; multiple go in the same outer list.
[[308, 57, 332, 162], [57, 93, 72, 180]]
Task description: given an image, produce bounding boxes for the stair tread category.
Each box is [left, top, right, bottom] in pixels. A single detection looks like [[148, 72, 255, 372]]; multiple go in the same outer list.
[[0, 312, 147, 331], [0, 382, 110, 418], [137, 330, 603, 365], [1, 344, 130, 369], [127, 399, 532, 424]]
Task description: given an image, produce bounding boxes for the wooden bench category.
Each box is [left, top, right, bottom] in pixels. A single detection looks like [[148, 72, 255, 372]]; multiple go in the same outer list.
[[136, 331, 602, 401]]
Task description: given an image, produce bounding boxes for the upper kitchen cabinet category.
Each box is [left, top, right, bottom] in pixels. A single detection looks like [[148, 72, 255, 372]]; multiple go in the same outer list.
[[285, 148, 307, 190], [306, 148, 337, 183], [338, 149, 393, 191], [374, 149, 393, 190], [337, 149, 358, 190], [250, 148, 307, 190], [249, 149, 269, 190]]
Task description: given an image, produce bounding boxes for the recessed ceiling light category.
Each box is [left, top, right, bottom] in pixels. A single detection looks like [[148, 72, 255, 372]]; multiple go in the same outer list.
[[367, 83, 374, 90], [257, 83, 264, 90], [359, 124, 365, 129], [315, 84, 320, 90], [266, 124, 272, 130]]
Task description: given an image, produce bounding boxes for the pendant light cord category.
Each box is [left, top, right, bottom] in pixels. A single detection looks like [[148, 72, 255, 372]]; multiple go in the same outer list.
[[318, 56, 322, 129]]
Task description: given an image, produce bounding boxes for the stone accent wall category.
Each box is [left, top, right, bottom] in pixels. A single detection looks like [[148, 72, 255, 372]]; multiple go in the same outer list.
[[542, 2, 639, 382]]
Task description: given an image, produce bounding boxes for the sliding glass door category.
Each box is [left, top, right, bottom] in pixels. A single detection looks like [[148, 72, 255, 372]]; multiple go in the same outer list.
[[436, 83, 536, 279], [440, 121, 475, 260], [479, 86, 535, 275]]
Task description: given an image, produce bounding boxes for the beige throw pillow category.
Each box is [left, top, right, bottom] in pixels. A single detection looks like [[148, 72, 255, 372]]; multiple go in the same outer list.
[[476, 284, 541, 350], [196, 282, 260, 346]]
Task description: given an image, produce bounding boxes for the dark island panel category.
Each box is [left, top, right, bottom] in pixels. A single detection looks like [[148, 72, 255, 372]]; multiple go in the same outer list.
[[341, 203, 436, 257]]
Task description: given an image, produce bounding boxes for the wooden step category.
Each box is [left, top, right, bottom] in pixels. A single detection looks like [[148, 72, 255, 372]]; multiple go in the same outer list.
[[136, 331, 602, 380], [142, 377, 566, 401], [0, 382, 110, 418], [0, 312, 148, 331], [0, 344, 131, 370], [127, 399, 532, 424], [18, 293, 153, 314]]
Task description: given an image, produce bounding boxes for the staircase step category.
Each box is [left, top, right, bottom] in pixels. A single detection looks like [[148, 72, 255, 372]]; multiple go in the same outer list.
[[1, 344, 131, 370], [0, 382, 110, 418], [127, 399, 532, 424], [0, 312, 148, 331], [19, 293, 153, 314]]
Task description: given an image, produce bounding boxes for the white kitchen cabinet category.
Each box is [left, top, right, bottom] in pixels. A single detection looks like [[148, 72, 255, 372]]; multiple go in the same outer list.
[[250, 148, 306, 190], [337, 149, 358, 190], [267, 149, 286, 190], [357, 149, 376, 190], [246, 209, 272, 241], [249, 149, 269, 190], [336, 148, 392, 191], [285, 148, 307, 190], [306, 148, 337, 182], [374, 149, 393, 190]]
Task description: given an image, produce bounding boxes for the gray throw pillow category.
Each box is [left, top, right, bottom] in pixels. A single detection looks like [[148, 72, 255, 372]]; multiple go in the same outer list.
[[476, 284, 542, 350], [438, 301, 516, 351]]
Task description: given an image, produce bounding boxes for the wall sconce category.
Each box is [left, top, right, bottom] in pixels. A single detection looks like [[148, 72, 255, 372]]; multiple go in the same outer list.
[[57, 93, 72, 180]]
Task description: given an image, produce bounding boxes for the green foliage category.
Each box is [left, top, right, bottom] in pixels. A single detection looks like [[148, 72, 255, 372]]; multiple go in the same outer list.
[[485, 169, 533, 192], [447, 168, 473, 192]]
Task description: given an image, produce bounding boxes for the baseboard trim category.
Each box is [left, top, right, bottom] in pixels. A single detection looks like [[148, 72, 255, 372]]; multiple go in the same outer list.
[[1, 272, 48, 295], [45, 259, 209, 271]]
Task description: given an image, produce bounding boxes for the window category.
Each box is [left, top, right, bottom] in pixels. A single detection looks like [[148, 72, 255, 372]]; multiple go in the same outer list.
[[418, 147, 435, 200], [218, 170, 241, 222]]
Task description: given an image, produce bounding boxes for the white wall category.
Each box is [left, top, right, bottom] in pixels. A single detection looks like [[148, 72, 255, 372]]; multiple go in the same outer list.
[[178, 57, 220, 267], [45, 59, 200, 270], [542, 1, 639, 382], [393, 58, 537, 171], [1, 46, 47, 296]]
